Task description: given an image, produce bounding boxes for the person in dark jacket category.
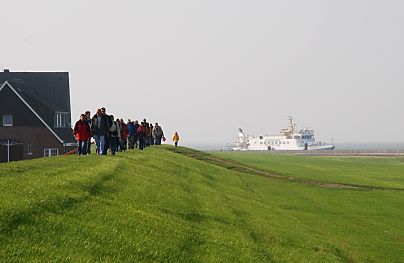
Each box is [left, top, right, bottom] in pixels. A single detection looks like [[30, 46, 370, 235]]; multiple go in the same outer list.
[[92, 108, 109, 155], [109, 115, 118, 155], [101, 107, 112, 154], [85, 111, 92, 154], [137, 122, 147, 150], [73, 114, 91, 155], [133, 120, 140, 148], [143, 119, 150, 147], [120, 118, 128, 151]]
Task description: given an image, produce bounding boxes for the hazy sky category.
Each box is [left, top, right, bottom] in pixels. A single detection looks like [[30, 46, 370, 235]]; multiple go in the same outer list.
[[2, 0, 403, 145]]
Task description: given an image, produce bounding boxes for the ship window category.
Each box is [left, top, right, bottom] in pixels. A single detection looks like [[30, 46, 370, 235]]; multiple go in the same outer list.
[[259, 136, 263, 139], [2, 115, 13, 126]]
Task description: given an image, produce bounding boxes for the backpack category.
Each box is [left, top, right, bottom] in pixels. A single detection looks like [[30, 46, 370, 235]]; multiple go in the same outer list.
[[110, 121, 118, 136], [110, 121, 117, 132]]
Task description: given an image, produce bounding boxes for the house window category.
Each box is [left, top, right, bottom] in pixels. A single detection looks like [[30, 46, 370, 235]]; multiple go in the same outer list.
[[2, 115, 13, 126], [54, 112, 69, 127], [27, 144, 33, 155], [44, 148, 58, 157]]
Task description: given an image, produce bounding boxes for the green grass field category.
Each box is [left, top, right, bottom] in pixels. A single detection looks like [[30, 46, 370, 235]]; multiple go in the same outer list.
[[212, 151, 404, 189], [0, 147, 403, 262]]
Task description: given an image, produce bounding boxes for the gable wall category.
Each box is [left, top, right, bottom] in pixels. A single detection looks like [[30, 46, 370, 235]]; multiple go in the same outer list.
[[0, 85, 44, 127], [0, 84, 69, 162]]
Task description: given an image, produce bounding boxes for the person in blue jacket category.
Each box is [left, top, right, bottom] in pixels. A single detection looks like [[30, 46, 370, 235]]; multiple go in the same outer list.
[[127, 119, 136, 149]]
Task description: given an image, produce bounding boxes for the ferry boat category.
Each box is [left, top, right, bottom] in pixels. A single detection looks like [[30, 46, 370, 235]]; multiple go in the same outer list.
[[230, 117, 335, 151]]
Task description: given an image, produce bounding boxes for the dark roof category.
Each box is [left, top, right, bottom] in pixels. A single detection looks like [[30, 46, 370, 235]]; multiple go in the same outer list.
[[0, 71, 70, 113], [0, 71, 75, 143]]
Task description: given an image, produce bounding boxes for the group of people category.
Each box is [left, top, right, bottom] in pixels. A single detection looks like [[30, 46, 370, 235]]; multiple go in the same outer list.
[[73, 107, 180, 155]]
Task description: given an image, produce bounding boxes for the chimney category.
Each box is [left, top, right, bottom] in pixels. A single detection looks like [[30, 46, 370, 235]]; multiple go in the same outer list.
[[4, 69, 10, 72]]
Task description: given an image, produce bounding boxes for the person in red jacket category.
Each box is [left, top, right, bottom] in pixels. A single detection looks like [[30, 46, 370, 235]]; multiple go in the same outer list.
[[73, 114, 91, 155]]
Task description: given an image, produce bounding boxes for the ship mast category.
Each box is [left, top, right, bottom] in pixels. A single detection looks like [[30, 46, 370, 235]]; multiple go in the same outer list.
[[288, 115, 295, 134]]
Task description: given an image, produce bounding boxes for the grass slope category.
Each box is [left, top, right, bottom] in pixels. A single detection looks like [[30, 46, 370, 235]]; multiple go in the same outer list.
[[0, 146, 403, 262], [212, 151, 404, 189]]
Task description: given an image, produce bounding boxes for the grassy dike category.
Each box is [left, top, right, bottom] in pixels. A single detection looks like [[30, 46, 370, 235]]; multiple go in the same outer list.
[[0, 146, 403, 262]]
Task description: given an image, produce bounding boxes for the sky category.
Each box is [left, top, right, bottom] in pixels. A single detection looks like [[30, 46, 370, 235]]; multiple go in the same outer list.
[[1, 0, 403, 145]]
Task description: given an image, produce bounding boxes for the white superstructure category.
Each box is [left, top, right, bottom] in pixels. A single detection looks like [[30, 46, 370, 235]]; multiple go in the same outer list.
[[231, 117, 335, 151]]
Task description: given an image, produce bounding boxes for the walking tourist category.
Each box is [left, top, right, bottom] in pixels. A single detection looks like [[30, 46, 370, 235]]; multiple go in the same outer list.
[[120, 118, 128, 151], [101, 107, 112, 155], [92, 109, 109, 155], [109, 115, 118, 155], [127, 119, 135, 149], [144, 119, 150, 147], [73, 114, 91, 155], [173, 132, 180, 147], [149, 123, 154, 145], [133, 120, 140, 148], [137, 122, 147, 150], [153, 123, 164, 145], [85, 111, 92, 154]]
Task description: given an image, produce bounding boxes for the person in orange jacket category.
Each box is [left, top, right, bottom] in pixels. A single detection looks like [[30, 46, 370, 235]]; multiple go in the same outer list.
[[173, 132, 180, 147]]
